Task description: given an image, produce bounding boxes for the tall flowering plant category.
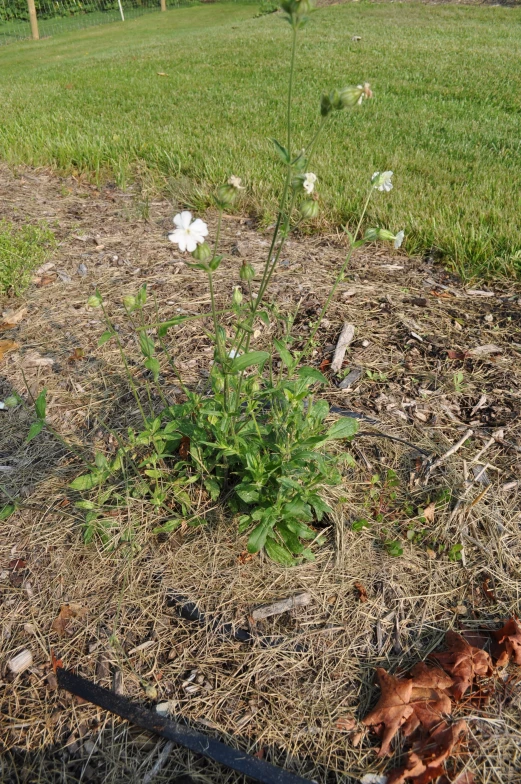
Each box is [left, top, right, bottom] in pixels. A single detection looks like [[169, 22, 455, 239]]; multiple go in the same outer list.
[[37, 0, 404, 560]]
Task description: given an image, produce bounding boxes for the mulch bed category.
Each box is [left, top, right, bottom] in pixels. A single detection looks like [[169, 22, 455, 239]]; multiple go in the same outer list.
[[0, 163, 520, 784]]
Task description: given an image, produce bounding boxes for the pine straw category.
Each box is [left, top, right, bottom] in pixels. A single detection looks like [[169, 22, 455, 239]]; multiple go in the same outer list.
[[1, 164, 521, 783]]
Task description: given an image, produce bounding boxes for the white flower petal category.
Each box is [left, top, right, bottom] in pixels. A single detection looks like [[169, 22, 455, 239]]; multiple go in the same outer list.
[[394, 230, 404, 249], [179, 211, 193, 229], [190, 219, 208, 236], [185, 235, 198, 253]]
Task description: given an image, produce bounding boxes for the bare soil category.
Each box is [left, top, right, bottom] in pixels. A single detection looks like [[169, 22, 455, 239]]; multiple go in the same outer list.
[[0, 163, 520, 784]]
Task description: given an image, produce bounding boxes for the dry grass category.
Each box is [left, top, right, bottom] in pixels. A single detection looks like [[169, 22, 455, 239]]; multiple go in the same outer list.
[[0, 163, 521, 783]]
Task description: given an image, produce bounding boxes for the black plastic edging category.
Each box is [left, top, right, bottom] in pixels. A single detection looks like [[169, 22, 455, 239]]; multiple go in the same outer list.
[[56, 667, 313, 784]]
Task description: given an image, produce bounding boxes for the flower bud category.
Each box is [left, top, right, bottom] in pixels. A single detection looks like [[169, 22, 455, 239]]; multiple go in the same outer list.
[[377, 229, 396, 242], [215, 184, 238, 209], [240, 262, 255, 282], [192, 242, 212, 262], [232, 286, 243, 306], [87, 293, 102, 308], [337, 85, 364, 109], [301, 199, 319, 219], [364, 228, 380, 242], [123, 295, 136, 313]]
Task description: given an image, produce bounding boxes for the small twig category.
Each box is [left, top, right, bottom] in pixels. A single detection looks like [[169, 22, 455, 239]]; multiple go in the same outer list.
[[425, 429, 473, 476], [142, 741, 175, 784], [470, 429, 503, 464]]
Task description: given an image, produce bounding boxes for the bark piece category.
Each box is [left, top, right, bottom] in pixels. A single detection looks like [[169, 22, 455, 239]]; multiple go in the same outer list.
[[331, 323, 355, 373], [251, 592, 311, 621]]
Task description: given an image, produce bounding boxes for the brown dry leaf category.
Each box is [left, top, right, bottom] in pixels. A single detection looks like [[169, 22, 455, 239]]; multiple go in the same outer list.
[[482, 577, 497, 602], [68, 347, 85, 363], [491, 617, 521, 667], [362, 668, 414, 756], [51, 603, 87, 636], [354, 582, 368, 603], [402, 663, 453, 738], [447, 349, 467, 360], [387, 720, 467, 784], [0, 306, 27, 330], [179, 435, 190, 459], [430, 631, 492, 700], [422, 502, 435, 524], [335, 716, 356, 731], [0, 340, 19, 361]]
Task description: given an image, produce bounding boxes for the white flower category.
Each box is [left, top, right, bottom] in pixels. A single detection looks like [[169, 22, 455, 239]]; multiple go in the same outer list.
[[228, 349, 241, 359], [303, 172, 317, 195], [356, 82, 373, 104], [394, 230, 405, 249], [227, 175, 244, 190], [168, 211, 208, 253], [372, 171, 393, 192]]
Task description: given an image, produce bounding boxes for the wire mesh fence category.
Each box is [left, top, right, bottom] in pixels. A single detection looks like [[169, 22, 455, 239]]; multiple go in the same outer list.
[[0, 0, 196, 45]]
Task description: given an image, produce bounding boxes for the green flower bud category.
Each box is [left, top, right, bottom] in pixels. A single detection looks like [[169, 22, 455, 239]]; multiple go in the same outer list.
[[337, 85, 364, 109], [377, 229, 396, 242], [215, 184, 238, 209], [123, 295, 136, 313], [87, 293, 102, 308], [232, 286, 243, 307], [300, 199, 319, 219], [192, 242, 212, 262], [364, 228, 380, 242], [240, 262, 255, 282]]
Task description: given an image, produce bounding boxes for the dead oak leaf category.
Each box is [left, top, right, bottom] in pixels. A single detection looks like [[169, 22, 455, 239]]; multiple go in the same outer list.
[[387, 720, 467, 784], [491, 617, 521, 667], [362, 668, 414, 756], [0, 340, 19, 362], [402, 662, 454, 737], [51, 603, 87, 636], [0, 306, 27, 330], [430, 631, 492, 700], [335, 716, 356, 732], [354, 581, 368, 603]]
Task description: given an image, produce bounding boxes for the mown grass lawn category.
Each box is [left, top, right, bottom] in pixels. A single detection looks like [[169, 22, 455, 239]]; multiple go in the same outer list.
[[0, 0, 520, 278]]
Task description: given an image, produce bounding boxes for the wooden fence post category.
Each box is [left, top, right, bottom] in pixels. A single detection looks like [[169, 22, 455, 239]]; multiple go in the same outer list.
[[27, 0, 39, 40], [161, 0, 166, 11]]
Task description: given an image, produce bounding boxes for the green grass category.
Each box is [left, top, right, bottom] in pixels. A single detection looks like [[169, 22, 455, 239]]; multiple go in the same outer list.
[[0, 1, 520, 279], [0, 220, 56, 296]]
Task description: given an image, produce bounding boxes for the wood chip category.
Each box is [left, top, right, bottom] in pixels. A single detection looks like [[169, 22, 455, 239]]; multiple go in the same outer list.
[[467, 344, 502, 358], [8, 649, 33, 674], [338, 367, 363, 390], [331, 323, 355, 373], [251, 591, 311, 621]]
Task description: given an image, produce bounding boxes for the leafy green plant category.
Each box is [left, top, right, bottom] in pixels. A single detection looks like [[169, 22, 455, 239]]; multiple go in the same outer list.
[[28, 0, 404, 564], [256, 0, 279, 16], [0, 220, 56, 297]]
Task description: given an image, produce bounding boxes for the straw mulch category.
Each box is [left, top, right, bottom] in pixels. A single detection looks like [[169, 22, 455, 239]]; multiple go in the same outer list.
[[1, 164, 520, 784]]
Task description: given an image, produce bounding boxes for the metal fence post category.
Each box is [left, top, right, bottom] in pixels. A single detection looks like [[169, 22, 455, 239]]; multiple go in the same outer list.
[[27, 0, 39, 39]]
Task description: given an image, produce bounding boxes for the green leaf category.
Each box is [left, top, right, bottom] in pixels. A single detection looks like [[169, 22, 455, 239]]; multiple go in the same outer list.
[[247, 519, 271, 553], [94, 452, 108, 470], [265, 538, 294, 565], [325, 417, 359, 441], [236, 484, 260, 504], [34, 389, 47, 420], [152, 518, 182, 535], [69, 473, 101, 491], [136, 284, 147, 307], [98, 330, 115, 347], [145, 357, 160, 381], [75, 500, 96, 510], [270, 138, 290, 164], [298, 366, 328, 385], [230, 351, 269, 373], [204, 477, 221, 501], [258, 311, 270, 327], [0, 504, 15, 521], [273, 339, 295, 369], [209, 255, 223, 271], [158, 317, 187, 337], [26, 420, 45, 443], [139, 332, 155, 359]]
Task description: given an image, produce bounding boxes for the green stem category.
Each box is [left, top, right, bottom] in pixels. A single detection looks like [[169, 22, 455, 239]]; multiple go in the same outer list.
[[287, 25, 297, 156]]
